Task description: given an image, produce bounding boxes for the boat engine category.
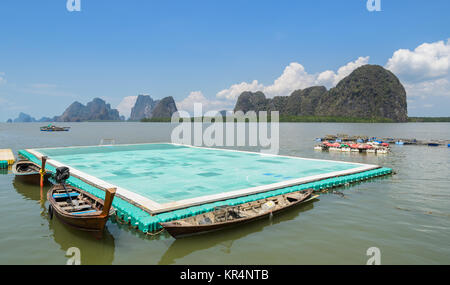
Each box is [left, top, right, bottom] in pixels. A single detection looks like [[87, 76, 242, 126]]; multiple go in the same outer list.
[[55, 166, 70, 184]]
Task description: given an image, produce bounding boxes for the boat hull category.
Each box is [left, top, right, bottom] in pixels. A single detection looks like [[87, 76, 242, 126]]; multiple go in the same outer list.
[[161, 192, 318, 239], [163, 215, 265, 238], [40, 126, 70, 132], [12, 161, 50, 185], [48, 185, 115, 232], [14, 173, 43, 184], [52, 210, 110, 232]]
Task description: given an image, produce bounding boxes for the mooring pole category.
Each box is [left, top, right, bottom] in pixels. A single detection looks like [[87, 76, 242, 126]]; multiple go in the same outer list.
[[40, 156, 47, 188]]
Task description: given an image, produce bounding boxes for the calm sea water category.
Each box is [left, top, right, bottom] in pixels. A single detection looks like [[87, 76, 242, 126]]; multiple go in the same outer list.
[[0, 122, 449, 265]]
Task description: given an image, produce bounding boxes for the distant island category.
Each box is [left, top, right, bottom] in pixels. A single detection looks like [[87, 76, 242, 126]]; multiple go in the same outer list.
[[130, 95, 177, 121], [8, 95, 178, 123], [151, 65, 445, 123], [7, 112, 53, 123], [233, 65, 408, 122], [5, 65, 450, 123]]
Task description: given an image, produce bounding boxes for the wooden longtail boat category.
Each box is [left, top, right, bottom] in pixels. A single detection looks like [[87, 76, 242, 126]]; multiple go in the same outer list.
[[48, 185, 116, 231], [48, 167, 116, 232], [12, 160, 50, 184], [40, 125, 70, 132], [160, 189, 317, 239]]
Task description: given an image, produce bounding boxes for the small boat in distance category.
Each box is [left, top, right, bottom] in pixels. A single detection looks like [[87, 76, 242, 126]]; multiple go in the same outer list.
[[12, 160, 50, 184], [40, 124, 70, 132], [160, 189, 317, 239], [48, 167, 116, 232]]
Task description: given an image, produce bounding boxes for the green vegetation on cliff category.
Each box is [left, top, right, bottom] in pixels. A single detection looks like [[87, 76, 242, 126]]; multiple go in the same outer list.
[[315, 65, 407, 122], [233, 64, 408, 122], [140, 115, 396, 123], [408, 117, 450, 122]]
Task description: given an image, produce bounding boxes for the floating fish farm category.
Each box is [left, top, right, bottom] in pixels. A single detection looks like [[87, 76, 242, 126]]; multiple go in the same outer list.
[[316, 134, 450, 147], [19, 143, 392, 233], [314, 133, 450, 154]]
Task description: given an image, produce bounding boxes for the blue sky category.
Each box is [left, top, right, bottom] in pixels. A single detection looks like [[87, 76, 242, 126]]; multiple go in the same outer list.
[[1, 0, 449, 120]]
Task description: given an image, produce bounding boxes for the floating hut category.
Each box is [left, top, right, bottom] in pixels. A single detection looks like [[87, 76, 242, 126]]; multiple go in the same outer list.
[[19, 143, 392, 233]]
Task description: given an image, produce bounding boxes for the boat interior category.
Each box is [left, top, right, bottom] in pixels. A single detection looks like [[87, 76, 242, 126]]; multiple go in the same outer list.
[[15, 161, 40, 173], [174, 190, 312, 226], [52, 187, 102, 215]]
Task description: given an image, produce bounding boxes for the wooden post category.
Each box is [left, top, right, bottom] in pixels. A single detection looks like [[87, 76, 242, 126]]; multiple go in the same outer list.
[[40, 156, 48, 188], [101, 188, 116, 217]]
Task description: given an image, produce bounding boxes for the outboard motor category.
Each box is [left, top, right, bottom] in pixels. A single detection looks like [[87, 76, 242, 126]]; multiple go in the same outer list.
[[55, 166, 70, 184], [53, 166, 75, 207]]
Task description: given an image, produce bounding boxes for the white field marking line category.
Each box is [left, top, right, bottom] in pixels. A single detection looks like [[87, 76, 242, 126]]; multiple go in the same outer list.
[[155, 164, 378, 214], [172, 143, 374, 167], [33, 142, 375, 167], [31, 141, 169, 151], [26, 149, 163, 213], [27, 144, 380, 214]]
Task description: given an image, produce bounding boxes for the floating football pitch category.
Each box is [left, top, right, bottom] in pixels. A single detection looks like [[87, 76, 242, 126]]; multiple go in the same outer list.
[[26, 143, 379, 214]]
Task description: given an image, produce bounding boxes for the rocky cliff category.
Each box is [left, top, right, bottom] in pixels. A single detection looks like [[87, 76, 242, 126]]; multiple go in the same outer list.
[[315, 65, 407, 122], [13, 112, 36, 123], [233, 91, 268, 113], [233, 65, 408, 122], [151, 96, 177, 118], [129, 95, 158, 121], [129, 95, 177, 120], [55, 98, 121, 122], [10, 113, 52, 122], [233, 86, 327, 116]]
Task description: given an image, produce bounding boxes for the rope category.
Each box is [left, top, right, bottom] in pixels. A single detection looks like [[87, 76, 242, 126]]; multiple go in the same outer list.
[[317, 188, 347, 198], [146, 228, 165, 236], [115, 215, 130, 225]]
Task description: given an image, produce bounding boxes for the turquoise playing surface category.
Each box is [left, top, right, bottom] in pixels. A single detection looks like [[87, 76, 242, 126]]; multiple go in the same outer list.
[[36, 144, 362, 204]]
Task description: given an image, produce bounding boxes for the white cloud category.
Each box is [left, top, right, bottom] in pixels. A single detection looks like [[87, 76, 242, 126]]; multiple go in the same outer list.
[[317, 56, 370, 87], [216, 80, 264, 100], [386, 39, 450, 99], [116, 96, 138, 119], [77, 39, 450, 118], [177, 91, 233, 114], [215, 57, 370, 100], [263, 62, 317, 97], [214, 39, 450, 115], [403, 78, 450, 98], [386, 39, 450, 82]]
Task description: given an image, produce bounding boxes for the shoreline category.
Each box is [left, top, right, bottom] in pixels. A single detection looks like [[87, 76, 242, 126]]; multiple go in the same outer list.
[[3, 116, 450, 124]]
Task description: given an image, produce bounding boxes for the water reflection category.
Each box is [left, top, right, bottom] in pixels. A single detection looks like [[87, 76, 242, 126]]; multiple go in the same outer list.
[[158, 199, 319, 264], [0, 168, 8, 176], [12, 178, 47, 202], [48, 216, 116, 265], [3, 122, 450, 264], [12, 178, 116, 265]]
